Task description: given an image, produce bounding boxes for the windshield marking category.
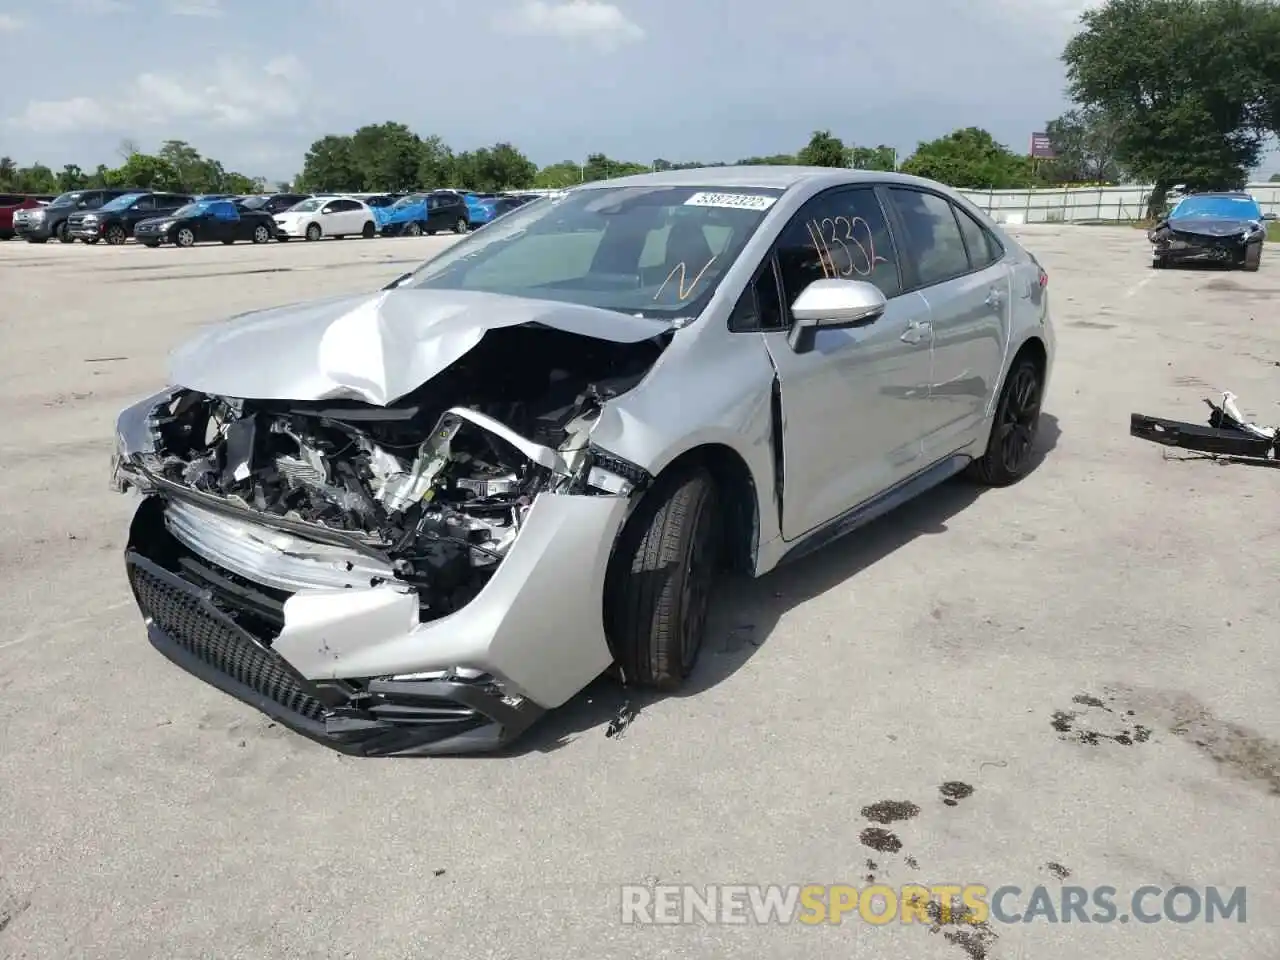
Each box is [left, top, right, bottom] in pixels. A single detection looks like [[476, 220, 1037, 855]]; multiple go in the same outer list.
[[654, 256, 718, 301], [684, 191, 777, 211]]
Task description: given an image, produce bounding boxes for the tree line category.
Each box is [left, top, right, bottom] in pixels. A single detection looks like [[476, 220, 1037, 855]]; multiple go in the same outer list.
[[4, 0, 1279, 212]]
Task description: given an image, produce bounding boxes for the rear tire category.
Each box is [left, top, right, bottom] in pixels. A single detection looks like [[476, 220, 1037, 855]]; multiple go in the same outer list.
[[605, 466, 723, 691], [965, 355, 1044, 487], [362, 220, 376, 238], [453, 217, 468, 234], [252, 225, 271, 244], [404, 222, 423, 237], [1243, 241, 1261, 272]]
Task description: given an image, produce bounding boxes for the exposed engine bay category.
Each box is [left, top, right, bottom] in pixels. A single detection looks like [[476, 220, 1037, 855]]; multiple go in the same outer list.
[[119, 325, 664, 618]]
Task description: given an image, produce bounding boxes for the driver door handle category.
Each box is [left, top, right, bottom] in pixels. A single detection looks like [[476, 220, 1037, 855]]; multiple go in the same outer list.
[[900, 319, 932, 344]]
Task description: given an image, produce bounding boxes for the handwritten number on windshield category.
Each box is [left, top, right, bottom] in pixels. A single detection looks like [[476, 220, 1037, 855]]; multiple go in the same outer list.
[[654, 256, 718, 301], [806, 215, 887, 278]]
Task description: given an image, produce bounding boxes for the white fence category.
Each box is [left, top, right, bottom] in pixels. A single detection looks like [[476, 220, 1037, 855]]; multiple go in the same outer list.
[[957, 182, 1280, 224]]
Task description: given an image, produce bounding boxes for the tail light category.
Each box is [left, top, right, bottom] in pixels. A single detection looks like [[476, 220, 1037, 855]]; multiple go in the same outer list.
[[1038, 267, 1048, 288]]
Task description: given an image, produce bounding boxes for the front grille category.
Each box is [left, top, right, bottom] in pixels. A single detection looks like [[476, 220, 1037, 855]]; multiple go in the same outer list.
[[128, 560, 327, 722]]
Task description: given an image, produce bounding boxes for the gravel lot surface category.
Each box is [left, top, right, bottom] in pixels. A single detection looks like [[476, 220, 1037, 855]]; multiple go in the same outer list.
[[1, 227, 1277, 960]]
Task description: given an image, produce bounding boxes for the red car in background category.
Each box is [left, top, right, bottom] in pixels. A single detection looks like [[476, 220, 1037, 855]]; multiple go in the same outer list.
[[0, 194, 55, 240]]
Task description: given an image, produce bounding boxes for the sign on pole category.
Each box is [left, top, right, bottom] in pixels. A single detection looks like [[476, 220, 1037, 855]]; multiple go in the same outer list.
[[1030, 133, 1056, 160]]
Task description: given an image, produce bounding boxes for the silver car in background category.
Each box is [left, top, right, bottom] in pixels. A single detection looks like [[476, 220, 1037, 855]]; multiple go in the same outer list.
[[112, 167, 1054, 755]]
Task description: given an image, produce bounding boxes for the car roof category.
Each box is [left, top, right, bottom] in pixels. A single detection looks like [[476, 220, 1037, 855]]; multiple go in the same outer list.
[[1183, 191, 1253, 199], [576, 165, 937, 192]]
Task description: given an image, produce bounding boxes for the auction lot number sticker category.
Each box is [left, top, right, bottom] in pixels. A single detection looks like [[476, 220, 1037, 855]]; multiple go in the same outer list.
[[683, 192, 777, 211]]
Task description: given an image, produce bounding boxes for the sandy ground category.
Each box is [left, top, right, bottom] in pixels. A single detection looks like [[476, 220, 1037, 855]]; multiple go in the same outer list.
[[1, 227, 1278, 960]]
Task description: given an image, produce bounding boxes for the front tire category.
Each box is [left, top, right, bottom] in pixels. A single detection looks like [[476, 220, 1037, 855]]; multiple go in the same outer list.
[[105, 224, 127, 245], [605, 467, 723, 691], [175, 227, 195, 248], [965, 355, 1043, 486], [305, 223, 321, 241], [1243, 241, 1261, 272], [1152, 256, 1166, 269], [56, 222, 73, 243], [252, 225, 271, 244], [453, 217, 468, 234], [404, 222, 423, 237]]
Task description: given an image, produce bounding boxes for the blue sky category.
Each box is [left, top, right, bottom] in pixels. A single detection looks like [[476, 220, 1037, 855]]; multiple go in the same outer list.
[[0, 0, 1274, 181]]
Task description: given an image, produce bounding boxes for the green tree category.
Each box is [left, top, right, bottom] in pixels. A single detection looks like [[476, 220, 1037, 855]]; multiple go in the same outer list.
[[0, 157, 16, 189], [417, 134, 454, 189], [797, 130, 847, 167], [110, 153, 183, 190], [477, 142, 538, 188], [846, 144, 896, 170], [15, 164, 58, 193], [535, 160, 583, 188], [1063, 0, 1280, 216], [56, 164, 88, 191], [350, 121, 423, 191], [297, 135, 361, 192], [900, 127, 1034, 188], [1044, 107, 1126, 182], [222, 172, 259, 194], [581, 153, 648, 182], [1270, 172, 1280, 181]]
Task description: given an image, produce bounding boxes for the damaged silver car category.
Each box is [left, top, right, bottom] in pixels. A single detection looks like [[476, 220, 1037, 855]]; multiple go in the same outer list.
[[113, 167, 1056, 755]]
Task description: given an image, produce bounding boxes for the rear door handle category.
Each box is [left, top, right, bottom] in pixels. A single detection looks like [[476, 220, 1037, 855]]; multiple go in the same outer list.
[[900, 320, 932, 344]]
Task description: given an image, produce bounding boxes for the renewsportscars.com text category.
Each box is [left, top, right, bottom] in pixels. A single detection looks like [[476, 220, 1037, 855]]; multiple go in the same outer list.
[[620, 884, 1247, 925]]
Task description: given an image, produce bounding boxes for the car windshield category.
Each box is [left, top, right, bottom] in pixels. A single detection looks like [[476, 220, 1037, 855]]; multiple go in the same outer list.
[[392, 194, 427, 209], [50, 192, 84, 207], [100, 193, 144, 212], [289, 198, 325, 212], [1170, 196, 1262, 220], [399, 185, 782, 319], [172, 203, 208, 218], [238, 197, 267, 209]]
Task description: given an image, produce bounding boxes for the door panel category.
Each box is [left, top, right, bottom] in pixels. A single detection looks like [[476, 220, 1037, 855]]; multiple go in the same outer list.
[[884, 187, 1006, 458], [757, 186, 934, 540]]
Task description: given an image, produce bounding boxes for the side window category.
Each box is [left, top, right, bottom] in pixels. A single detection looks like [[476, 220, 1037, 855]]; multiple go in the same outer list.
[[132, 196, 155, 211], [953, 204, 1001, 270], [887, 188, 970, 286], [729, 261, 785, 332], [775, 187, 901, 306], [336, 199, 359, 212]]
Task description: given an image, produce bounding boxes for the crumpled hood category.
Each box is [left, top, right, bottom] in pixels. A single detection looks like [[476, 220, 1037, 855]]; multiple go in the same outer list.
[[167, 288, 673, 406], [1166, 216, 1260, 238]]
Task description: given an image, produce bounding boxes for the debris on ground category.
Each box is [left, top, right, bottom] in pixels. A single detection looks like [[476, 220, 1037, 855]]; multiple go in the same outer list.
[[1131, 391, 1278, 465]]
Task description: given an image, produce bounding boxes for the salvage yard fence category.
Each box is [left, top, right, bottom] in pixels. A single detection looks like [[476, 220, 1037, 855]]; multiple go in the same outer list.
[[957, 182, 1280, 224]]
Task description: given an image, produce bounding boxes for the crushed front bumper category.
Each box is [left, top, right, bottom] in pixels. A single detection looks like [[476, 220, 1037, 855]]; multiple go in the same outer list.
[[125, 499, 547, 755]]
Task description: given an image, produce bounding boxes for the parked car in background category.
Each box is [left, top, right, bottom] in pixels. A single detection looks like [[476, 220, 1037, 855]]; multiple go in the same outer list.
[[273, 195, 378, 241], [473, 194, 537, 225], [16, 188, 142, 243], [67, 191, 192, 245], [237, 193, 310, 215], [376, 191, 471, 236], [0, 194, 53, 240], [134, 198, 277, 248], [109, 166, 1054, 756], [1148, 191, 1276, 271]]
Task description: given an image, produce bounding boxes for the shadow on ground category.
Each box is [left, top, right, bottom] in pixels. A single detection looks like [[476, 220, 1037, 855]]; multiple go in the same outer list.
[[498, 413, 1062, 756]]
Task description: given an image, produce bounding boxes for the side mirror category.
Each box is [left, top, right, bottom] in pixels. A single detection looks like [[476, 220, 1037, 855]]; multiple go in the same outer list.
[[383, 272, 413, 290], [787, 278, 887, 353], [1262, 212, 1276, 221]]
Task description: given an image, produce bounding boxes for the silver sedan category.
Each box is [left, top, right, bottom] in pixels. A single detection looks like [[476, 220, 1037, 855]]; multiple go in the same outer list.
[[111, 166, 1055, 755]]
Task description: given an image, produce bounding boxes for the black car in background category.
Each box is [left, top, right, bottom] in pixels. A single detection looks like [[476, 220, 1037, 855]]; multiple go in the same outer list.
[[15, 187, 143, 243], [237, 193, 310, 215], [1148, 191, 1276, 271], [67, 191, 192, 244], [134, 198, 278, 247]]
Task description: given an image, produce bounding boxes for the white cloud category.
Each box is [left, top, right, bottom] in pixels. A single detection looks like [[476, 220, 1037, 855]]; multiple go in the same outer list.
[[166, 0, 222, 16], [0, 13, 25, 31], [497, 0, 644, 50], [7, 56, 309, 133]]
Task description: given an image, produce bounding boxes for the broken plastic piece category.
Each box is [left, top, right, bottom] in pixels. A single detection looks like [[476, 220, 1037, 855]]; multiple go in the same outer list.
[[1130, 391, 1278, 462]]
